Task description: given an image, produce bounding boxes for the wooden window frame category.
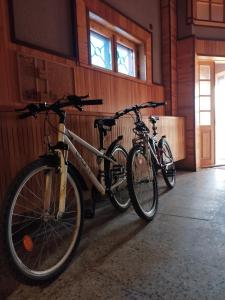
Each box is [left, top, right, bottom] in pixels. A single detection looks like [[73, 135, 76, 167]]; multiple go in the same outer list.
[[199, 63, 213, 126], [89, 18, 141, 79], [190, 0, 225, 27]]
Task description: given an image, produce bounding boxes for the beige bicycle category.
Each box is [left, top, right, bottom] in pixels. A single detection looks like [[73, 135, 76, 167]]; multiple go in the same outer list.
[[3, 95, 130, 285]]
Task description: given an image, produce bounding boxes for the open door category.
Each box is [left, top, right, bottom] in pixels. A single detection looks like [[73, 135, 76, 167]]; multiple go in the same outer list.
[[198, 62, 215, 167], [215, 63, 225, 165]]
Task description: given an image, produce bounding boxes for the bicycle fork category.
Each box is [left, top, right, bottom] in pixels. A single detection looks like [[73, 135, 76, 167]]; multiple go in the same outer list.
[[43, 123, 68, 219]]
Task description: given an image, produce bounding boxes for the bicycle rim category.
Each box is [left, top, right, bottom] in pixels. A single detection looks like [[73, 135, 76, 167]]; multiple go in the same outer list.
[[6, 162, 82, 281], [110, 146, 130, 211], [161, 141, 176, 187], [128, 146, 158, 220]]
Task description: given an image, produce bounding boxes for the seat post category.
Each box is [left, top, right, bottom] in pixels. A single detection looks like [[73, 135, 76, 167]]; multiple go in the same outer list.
[[98, 127, 105, 150]]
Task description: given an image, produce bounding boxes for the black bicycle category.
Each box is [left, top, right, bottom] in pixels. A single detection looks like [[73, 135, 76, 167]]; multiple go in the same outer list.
[[114, 101, 175, 221], [148, 115, 176, 188]]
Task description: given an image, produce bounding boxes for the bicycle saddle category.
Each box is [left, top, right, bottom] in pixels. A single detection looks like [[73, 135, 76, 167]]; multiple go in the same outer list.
[[149, 116, 159, 124], [94, 117, 116, 128]]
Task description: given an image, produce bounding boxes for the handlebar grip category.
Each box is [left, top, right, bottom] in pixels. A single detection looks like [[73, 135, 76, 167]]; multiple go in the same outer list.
[[81, 99, 103, 106]]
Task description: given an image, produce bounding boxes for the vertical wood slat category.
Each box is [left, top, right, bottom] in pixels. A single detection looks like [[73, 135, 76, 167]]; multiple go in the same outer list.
[[177, 37, 196, 170], [161, 0, 177, 116], [0, 112, 185, 201], [196, 39, 225, 57]]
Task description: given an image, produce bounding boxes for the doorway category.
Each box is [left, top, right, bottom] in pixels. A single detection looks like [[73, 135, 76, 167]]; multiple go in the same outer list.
[[197, 58, 225, 168], [215, 62, 225, 165]]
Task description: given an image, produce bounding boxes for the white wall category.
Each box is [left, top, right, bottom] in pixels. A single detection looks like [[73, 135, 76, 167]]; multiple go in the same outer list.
[[104, 0, 162, 84]]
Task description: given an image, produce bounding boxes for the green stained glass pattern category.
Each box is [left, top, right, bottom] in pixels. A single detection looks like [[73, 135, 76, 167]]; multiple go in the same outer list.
[[117, 44, 135, 77], [90, 31, 112, 70]]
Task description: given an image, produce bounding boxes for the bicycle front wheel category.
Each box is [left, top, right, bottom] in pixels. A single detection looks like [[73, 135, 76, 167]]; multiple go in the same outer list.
[[161, 140, 176, 188], [127, 145, 158, 221], [4, 157, 83, 285]]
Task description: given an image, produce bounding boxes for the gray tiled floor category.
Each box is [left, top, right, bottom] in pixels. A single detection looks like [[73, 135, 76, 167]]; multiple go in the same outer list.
[[7, 168, 225, 299]]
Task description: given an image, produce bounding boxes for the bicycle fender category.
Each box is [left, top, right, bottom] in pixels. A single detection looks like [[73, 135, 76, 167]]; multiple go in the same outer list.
[[105, 135, 123, 157]]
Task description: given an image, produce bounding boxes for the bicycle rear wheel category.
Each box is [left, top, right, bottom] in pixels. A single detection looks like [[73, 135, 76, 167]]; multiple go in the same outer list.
[[105, 145, 130, 212], [161, 140, 176, 188], [127, 145, 158, 221], [3, 156, 83, 285]]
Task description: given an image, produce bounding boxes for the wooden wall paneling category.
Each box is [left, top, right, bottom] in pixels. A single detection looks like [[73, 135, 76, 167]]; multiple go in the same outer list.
[[76, 0, 89, 65], [196, 39, 225, 57], [0, 0, 10, 104], [83, 0, 151, 40], [0, 112, 185, 199], [161, 0, 170, 112], [177, 37, 196, 170], [160, 0, 177, 116], [145, 36, 152, 83], [170, 0, 177, 116], [157, 116, 185, 161]]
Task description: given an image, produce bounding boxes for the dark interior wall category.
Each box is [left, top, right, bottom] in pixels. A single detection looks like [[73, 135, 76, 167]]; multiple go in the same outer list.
[[177, 0, 192, 39], [177, 0, 225, 41], [104, 0, 162, 84], [193, 26, 225, 41]]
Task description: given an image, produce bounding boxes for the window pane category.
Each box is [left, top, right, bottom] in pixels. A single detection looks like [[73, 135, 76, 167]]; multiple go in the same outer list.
[[197, 2, 210, 20], [200, 96, 211, 110], [200, 65, 210, 80], [200, 112, 211, 125], [211, 4, 224, 22], [90, 31, 112, 70], [117, 44, 135, 77], [200, 81, 211, 95]]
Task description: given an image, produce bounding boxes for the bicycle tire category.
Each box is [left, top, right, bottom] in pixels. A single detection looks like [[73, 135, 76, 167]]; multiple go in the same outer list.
[[160, 140, 176, 188], [3, 156, 83, 285], [105, 145, 130, 212], [127, 145, 158, 221]]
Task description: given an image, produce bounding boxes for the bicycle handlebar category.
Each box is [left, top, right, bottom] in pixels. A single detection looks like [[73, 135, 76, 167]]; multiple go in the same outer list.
[[114, 101, 166, 119], [16, 95, 103, 119]]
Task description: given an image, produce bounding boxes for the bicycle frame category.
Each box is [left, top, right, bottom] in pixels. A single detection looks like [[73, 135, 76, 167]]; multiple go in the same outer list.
[[149, 134, 174, 170], [52, 123, 124, 216]]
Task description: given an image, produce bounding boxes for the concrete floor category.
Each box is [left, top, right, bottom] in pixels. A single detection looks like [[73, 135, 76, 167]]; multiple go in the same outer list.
[[7, 168, 225, 300]]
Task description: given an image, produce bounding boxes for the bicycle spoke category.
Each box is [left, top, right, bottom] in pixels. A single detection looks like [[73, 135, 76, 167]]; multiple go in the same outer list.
[[23, 185, 43, 204], [16, 198, 42, 215]]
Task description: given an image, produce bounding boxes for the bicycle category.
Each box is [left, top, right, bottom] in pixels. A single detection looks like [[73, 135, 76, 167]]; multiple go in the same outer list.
[[3, 95, 130, 285], [148, 115, 176, 189], [114, 101, 175, 222]]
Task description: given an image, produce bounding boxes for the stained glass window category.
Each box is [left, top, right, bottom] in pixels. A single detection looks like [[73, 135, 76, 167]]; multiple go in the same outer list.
[[90, 31, 112, 70], [117, 44, 135, 77]]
